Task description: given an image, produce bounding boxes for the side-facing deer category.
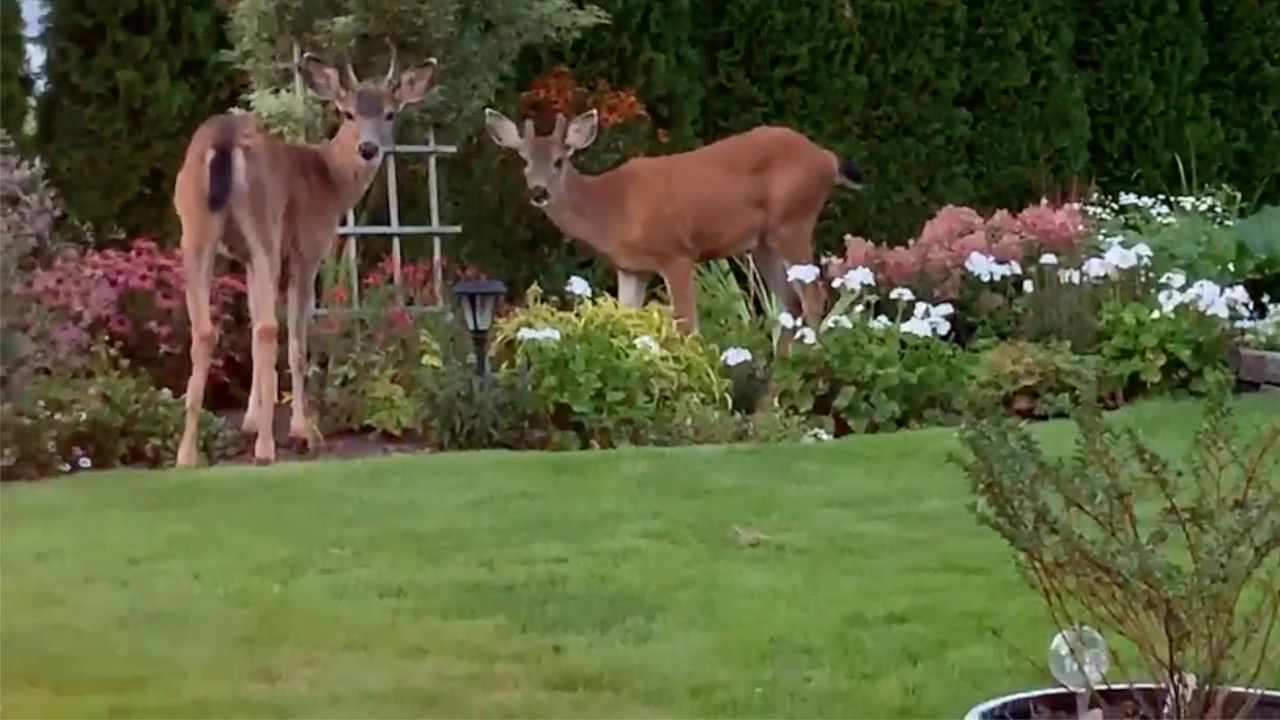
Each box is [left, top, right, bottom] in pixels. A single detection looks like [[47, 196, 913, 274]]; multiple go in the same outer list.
[[172, 49, 439, 467], [482, 109, 865, 333]]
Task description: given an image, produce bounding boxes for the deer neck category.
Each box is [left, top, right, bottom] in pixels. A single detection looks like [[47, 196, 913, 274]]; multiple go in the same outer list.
[[317, 126, 381, 214], [544, 164, 621, 255]]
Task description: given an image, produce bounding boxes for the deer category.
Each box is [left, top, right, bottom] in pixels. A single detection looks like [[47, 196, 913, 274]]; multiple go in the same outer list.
[[481, 108, 866, 336], [172, 48, 439, 468]]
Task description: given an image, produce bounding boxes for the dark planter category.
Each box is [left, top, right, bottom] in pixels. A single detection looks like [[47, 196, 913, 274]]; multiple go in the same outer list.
[[964, 683, 1280, 720], [1233, 347, 1280, 386]]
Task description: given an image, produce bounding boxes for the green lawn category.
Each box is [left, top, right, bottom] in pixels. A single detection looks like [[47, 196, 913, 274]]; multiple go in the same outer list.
[[3, 396, 1278, 719]]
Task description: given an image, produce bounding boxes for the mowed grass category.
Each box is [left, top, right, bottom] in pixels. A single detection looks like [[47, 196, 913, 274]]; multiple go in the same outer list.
[[3, 396, 1278, 719]]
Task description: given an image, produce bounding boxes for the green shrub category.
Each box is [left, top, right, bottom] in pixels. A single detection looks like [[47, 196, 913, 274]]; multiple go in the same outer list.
[[34, 0, 244, 240], [1096, 293, 1238, 399], [494, 283, 730, 448], [772, 280, 970, 434], [0, 345, 240, 480], [970, 340, 1108, 419]]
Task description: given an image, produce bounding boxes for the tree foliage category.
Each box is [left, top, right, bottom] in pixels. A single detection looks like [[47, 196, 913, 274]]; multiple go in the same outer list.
[[226, 0, 610, 141], [34, 0, 244, 241]]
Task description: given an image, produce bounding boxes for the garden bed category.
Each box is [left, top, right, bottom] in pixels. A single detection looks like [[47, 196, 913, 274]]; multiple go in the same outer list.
[[965, 684, 1280, 720]]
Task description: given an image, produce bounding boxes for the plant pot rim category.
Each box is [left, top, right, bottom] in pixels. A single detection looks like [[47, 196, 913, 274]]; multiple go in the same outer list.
[[963, 682, 1280, 720]]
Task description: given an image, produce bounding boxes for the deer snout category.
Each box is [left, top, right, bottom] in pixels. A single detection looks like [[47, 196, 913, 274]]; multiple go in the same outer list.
[[357, 141, 380, 161], [529, 185, 551, 208]]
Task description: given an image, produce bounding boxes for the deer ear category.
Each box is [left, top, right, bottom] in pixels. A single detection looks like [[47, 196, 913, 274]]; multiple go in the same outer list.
[[564, 109, 599, 151], [394, 58, 439, 108], [298, 53, 345, 101], [483, 108, 524, 150]]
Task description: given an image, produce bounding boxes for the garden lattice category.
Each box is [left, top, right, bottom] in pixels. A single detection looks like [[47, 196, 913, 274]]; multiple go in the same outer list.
[[285, 43, 461, 315]]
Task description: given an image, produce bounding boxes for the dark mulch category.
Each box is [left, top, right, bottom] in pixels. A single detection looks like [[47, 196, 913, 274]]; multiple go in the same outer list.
[[215, 406, 429, 465]]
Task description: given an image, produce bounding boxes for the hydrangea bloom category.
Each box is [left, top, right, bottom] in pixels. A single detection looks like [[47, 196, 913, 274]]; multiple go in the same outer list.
[[565, 275, 592, 298]]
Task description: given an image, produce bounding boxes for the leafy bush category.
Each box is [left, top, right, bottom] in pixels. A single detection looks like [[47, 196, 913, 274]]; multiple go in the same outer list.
[[0, 345, 240, 480], [11, 238, 251, 404], [970, 340, 1108, 419], [771, 272, 969, 434], [494, 282, 730, 448], [956, 380, 1280, 713], [416, 358, 559, 451]]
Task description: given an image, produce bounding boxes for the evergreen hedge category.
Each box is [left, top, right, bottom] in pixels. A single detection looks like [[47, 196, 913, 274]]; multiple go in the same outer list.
[[0, 0, 30, 144], [35, 0, 243, 242]]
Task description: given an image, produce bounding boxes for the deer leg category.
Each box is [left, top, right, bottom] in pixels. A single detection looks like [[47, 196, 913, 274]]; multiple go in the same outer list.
[[767, 228, 827, 330], [241, 233, 282, 466], [286, 255, 321, 452], [241, 261, 262, 434], [617, 269, 648, 307], [176, 217, 221, 468], [659, 259, 698, 334]]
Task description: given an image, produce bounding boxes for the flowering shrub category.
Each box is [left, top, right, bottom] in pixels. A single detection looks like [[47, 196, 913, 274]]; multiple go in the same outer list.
[[1, 131, 63, 384], [0, 344, 239, 480], [1238, 298, 1280, 352], [771, 266, 970, 434], [310, 256, 466, 437], [11, 239, 251, 402], [493, 280, 730, 448], [830, 201, 1090, 299], [1097, 272, 1251, 396]]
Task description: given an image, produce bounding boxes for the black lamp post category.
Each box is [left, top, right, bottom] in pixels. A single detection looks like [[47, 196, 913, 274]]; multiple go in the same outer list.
[[452, 278, 508, 377]]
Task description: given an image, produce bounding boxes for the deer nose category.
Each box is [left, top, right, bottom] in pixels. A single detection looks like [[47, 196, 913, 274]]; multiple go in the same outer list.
[[529, 186, 551, 207], [357, 142, 379, 161]]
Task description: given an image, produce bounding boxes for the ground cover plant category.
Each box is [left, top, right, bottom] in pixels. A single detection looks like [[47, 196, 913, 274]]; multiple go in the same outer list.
[[4, 395, 1277, 718]]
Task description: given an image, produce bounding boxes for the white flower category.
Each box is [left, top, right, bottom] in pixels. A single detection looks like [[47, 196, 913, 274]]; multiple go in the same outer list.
[[911, 301, 931, 320], [785, 263, 821, 285], [795, 327, 818, 345], [76, 456, 91, 469], [1082, 257, 1111, 280], [1160, 270, 1188, 289], [888, 286, 915, 302], [633, 335, 660, 353], [565, 275, 593, 298], [516, 326, 562, 342], [899, 317, 933, 337], [720, 346, 753, 367], [1102, 244, 1139, 271], [832, 266, 876, 292], [1039, 253, 1060, 266], [869, 314, 893, 330], [929, 316, 952, 337], [821, 314, 854, 330], [965, 251, 996, 282], [1057, 268, 1082, 285], [1022, 279, 1035, 294], [1131, 243, 1154, 264], [931, 302, 955, 317], [778, 311, 799, 329], [803, 428, 833, 443]]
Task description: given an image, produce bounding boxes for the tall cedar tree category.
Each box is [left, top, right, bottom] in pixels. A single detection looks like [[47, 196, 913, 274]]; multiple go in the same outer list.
[[0, 0, 31, 145], [35, 0, 243, 242]]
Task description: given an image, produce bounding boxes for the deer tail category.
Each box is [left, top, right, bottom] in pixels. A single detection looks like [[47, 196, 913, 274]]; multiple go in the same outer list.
[[834, 156, 866, 190], [204, 116, 244, 213]]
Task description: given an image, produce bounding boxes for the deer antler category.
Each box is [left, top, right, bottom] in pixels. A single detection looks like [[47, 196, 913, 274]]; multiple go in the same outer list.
[[342, 55, 360, 89], [383, 44, 398, 86]]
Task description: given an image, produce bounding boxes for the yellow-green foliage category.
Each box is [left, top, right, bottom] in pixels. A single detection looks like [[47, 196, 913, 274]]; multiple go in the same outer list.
[[494, 285, 730, 446]]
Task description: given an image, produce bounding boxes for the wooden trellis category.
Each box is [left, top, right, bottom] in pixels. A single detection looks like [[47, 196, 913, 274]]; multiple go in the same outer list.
[[285, 44, 462, 315]]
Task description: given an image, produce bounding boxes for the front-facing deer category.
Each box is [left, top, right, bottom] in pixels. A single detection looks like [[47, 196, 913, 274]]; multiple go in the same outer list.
[[172, 49, 439, 467], [482, 108, 866, 334]]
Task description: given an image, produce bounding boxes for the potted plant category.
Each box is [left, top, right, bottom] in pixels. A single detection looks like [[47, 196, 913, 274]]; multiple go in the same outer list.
[[953, 379, 1280, 718]]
